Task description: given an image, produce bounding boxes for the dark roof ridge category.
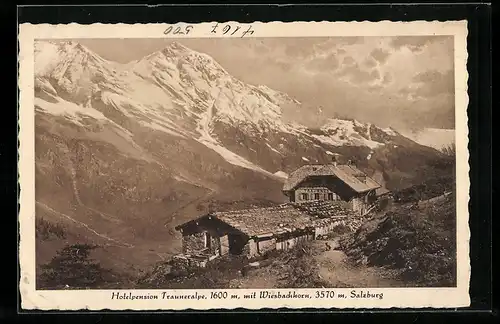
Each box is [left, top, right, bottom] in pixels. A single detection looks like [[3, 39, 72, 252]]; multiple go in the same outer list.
[[283, 162, 381, 193], [214, 200, 333, 214], [175, 200, 355, 234]]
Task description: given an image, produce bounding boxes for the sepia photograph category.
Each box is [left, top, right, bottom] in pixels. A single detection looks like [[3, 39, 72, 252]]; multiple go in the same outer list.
[[19, 21, 470, 310]]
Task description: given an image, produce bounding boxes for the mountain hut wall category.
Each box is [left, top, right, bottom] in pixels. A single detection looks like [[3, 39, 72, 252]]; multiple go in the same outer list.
[[177, 215, 244, 258], [314, 217, 349, 238], [289, 176, 350, 203]]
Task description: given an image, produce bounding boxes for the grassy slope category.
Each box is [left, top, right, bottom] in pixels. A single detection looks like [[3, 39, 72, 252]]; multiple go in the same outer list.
[[340, 184, 456, 287]]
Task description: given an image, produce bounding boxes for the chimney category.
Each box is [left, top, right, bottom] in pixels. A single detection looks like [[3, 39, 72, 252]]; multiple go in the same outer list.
[[356, 174, 366, 182], [331, 156, 337, 166]]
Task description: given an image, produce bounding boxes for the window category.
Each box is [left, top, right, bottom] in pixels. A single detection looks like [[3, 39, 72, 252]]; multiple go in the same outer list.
[[328, 193, 334, 201], [301, 193, 308, 201], [204, 232, 211, 249], [314, 193, 320, 200]]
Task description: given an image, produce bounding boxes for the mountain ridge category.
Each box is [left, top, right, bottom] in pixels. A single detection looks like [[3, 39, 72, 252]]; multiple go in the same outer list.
[[34, 40, 423, 172]]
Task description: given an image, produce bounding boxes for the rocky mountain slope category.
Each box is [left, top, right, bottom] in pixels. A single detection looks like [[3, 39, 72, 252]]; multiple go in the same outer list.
[[34, 40, 454, 277]]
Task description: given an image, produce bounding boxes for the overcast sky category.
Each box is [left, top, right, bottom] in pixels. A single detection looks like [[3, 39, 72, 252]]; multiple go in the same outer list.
[[77, 36, 455, 131]]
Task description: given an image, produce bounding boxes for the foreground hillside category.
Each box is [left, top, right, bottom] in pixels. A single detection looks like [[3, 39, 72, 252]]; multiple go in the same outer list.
[[133, 182, 456, 289], [340, 186, 456, 287], [37, 177, 456, 289]]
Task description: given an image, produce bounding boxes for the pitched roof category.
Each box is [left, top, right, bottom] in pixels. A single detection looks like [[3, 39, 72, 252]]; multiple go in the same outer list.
[[282, 163, 381, 193], [176, 201, 355, 238], [376, 186, 391, 196]]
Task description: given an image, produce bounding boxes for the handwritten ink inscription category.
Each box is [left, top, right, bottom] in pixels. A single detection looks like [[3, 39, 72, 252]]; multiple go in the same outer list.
[[164, 25, 194, 36], [163, 23, 255, 38], [211, 23, 255, 38]]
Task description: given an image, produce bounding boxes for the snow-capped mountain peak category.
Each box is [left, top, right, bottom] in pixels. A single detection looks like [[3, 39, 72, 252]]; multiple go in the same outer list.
[[34, 40, 112, 77], [33, 40, 302, 175], [137, 41, 230, 79], [33, 40, 435, 181], [309, 118, 399, 149], [34, 40, 128, 107], [127, 41, 298, 135], [164, 41, 188, 51]]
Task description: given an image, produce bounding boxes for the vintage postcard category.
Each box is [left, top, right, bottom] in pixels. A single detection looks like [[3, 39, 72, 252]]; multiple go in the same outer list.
[[18, 20, 470, 310]]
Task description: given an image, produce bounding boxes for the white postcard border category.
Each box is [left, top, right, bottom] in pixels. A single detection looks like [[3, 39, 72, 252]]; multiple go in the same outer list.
[[18, 20, 470, 310]]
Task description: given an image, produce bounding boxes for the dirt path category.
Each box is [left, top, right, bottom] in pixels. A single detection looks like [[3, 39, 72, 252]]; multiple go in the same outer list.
[[227, 239, 404, 289], [314, 239, 404, 288]]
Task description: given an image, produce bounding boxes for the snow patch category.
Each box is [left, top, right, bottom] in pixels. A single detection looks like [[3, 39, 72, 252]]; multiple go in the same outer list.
[[313, 118, 386, 149], [265, 143, 283, 155], [362, 139, 384, 149], [102, 91, 186, 138], [382, 127, 398, 136], [35, 77, 58, 96], [35, 95, 108, 126], [274, 171, 289, 179], [141, 121, 186, 138], [195, 88, 274, 177], [34, 41, 63, 76], [35, 95, 138, 144], [200, 140, 272, 175], [312, 134, 383, 149]]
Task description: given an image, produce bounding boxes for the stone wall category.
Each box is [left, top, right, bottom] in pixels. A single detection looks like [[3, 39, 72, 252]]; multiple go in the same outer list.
[[247, 239, 259, 258], [315, 222, 338, 238], [182, 232, 205, 254], [220, 235, 229, 255], [257, 238, 276, 254], [241, 240, 251, 257], [276, 233, 312, 251], [315, 218, 366, 239], [182, 231, 224, 255]]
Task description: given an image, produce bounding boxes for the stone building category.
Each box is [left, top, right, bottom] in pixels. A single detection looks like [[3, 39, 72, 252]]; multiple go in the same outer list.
[[282, 160, 382, 215], [174, 201, 356, 267]]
